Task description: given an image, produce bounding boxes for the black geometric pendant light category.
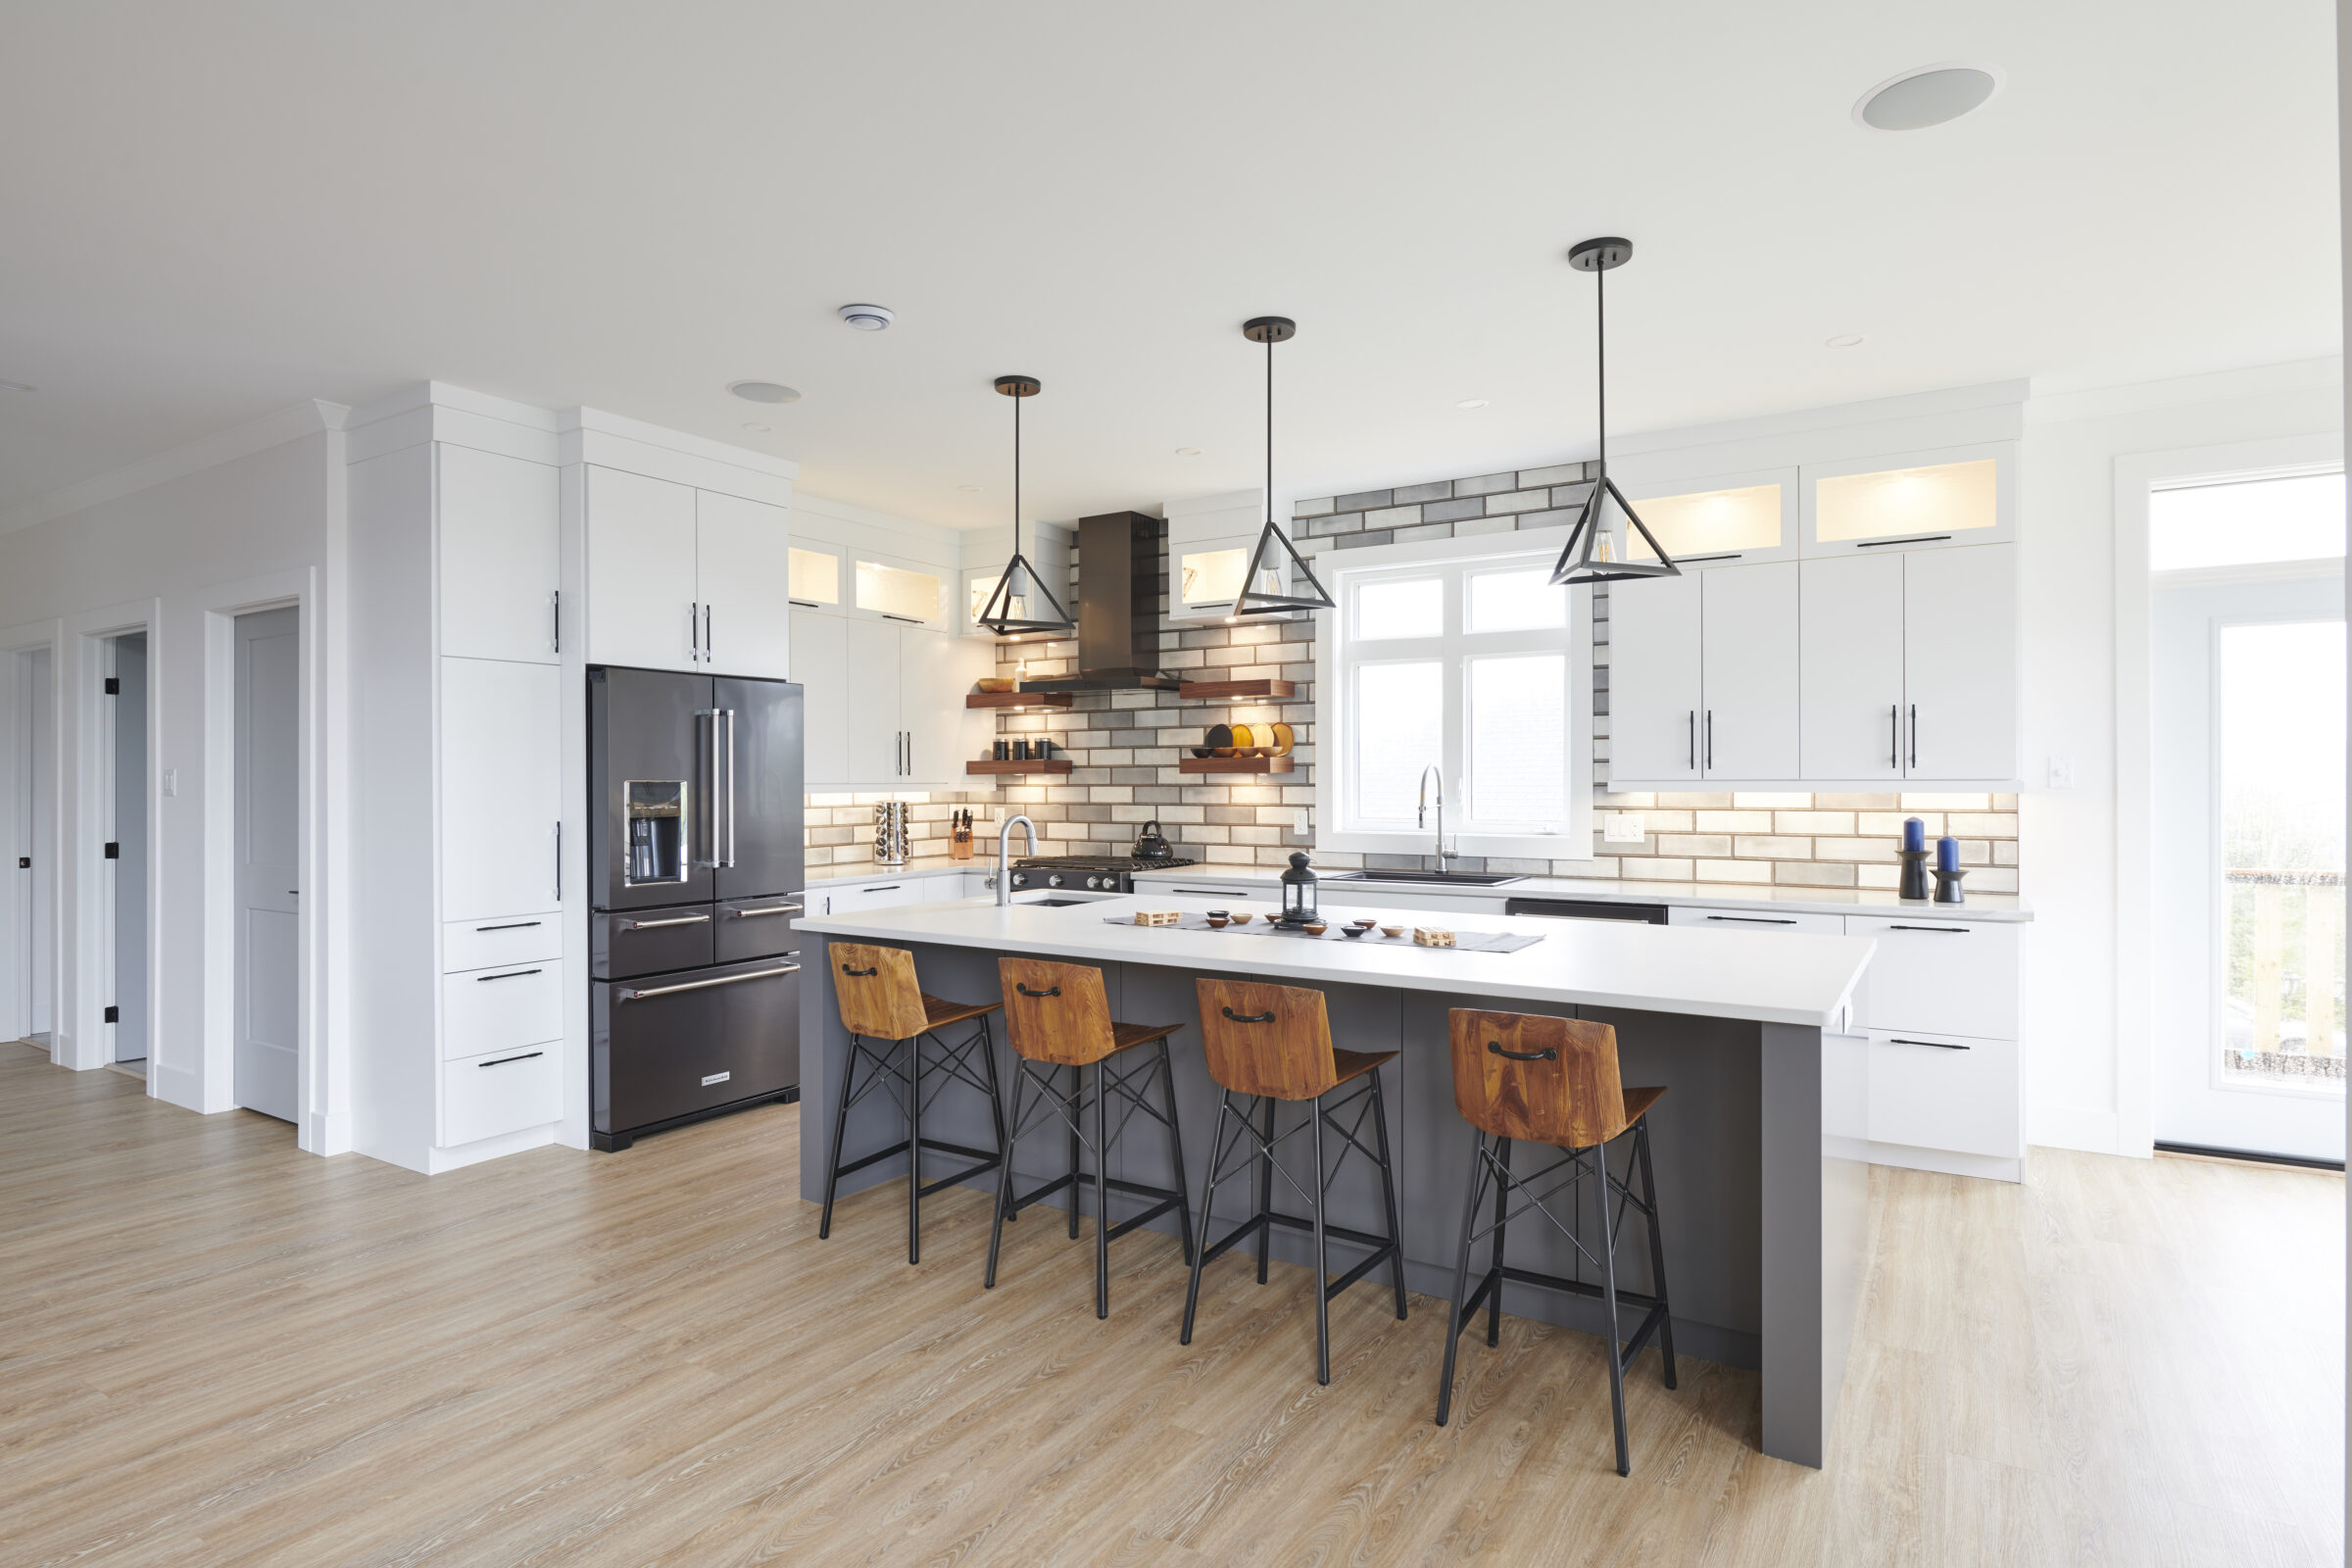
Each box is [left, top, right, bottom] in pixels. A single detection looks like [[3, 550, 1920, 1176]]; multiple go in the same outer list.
[[1234, 316, 1336, 615], [978, 373, 1077, 638], [1549, 238, 1683, 587]]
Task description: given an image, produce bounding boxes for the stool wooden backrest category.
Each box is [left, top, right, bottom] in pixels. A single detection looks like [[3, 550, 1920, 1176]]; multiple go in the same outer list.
[[831, 943, 928, 1039], [1447, 1008, 1630, 1149], [1196, 979, 1336, 1100], [998, 958, 1116, 1066]]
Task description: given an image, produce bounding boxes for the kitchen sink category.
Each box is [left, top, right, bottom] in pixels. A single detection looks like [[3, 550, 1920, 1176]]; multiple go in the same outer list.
[[1325, 869, 1526, 887], [1016, 896, 1095, 907]]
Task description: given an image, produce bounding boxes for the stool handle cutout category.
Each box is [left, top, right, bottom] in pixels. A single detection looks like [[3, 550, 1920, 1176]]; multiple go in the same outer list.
[[1221, 1006, 1276, 1024], [1015, 984, 1061, 998], [1487, 1040, 1558, 1061], [841, 963, 878, 977]]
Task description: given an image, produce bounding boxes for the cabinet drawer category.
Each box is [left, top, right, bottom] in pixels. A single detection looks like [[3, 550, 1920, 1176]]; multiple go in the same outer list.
[[443, 1043, 561, 1147], [1866, 1029, 2021, 1158], [443, 911, 562, 972], [1667, 906, 1846, 935], [818, 880, 917, 915], [443, 958, 564, 1062], [1842, 915, 2018, 1039]]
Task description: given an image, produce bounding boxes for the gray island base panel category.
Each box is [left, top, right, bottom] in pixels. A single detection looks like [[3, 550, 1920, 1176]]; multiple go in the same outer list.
[[794, 894, 1873, 1470]]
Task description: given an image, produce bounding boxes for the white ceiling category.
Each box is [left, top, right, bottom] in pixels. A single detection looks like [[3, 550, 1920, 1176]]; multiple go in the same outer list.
[[0, 1, 2337, 526]]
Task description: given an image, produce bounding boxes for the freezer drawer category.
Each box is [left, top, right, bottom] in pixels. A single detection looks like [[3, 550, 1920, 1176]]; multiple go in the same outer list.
[[443, 1043, 561, 1148], [442, 959, 564, 1063], [717, 895, 804, 963], [593, 955, 801, 1137], [593, 901, 717, 979]]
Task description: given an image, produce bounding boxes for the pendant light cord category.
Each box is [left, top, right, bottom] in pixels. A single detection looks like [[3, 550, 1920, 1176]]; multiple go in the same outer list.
[[1594, 261, 1606, 480], [1012, 389, 1022, 556], [1265, 332, 1275, 526]]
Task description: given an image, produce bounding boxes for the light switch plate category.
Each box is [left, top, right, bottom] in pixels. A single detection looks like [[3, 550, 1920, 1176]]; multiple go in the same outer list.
[[1603, 811, 1647, 844], [162, 768, 178, 798]]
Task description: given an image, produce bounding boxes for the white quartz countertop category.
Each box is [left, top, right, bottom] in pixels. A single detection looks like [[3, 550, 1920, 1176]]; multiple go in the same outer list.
[[794, 891, 1875, 1028], [800, 858, 978, 890], [1131, 866, 2033, 923]]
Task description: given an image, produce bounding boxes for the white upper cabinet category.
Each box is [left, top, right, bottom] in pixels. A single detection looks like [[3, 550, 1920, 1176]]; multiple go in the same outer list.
[[1167, 490, 1274, 621], [790, 613, 851, 788], [1606, 572, 1703, 781], [788, 541, 846, 613], [853, 553, 949, 632], [1699, 562, 1800, 779], [437, 445, 560, 664], [1903, 544, 2018, 782], [585, 466, 700, 671], [1800, 442, 2015, 556], [1799, 554, 1906, 780], [440, 657, 563, 922], [843, 619, 903, 783], [1615, 466, 1799, 569], [696, 490, 792, 678]]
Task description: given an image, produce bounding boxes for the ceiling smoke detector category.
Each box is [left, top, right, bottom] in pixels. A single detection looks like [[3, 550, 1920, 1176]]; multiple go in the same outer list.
[[729, 380, 801, 404], [1853, 63, 2005, 131], [837, 303, 896, 332]]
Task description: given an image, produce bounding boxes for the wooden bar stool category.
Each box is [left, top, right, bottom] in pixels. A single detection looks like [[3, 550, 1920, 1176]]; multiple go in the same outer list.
[[1435, 1008, 1676, 1476], [985, 958, 1194, 1318], [1181, 978, 1407, 1386], [818, 942, 1009, 1265]]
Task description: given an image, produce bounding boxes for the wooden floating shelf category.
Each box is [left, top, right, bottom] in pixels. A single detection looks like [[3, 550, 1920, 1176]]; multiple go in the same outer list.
[[964, 691, 1076, 712], [1178, 756, 1297, 774], [965, 759, 1074, 776], [1179, 679, 1299, 702]]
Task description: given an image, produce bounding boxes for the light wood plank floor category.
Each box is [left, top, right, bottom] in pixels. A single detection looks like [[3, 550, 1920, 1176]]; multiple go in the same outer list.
[[1, 1039, 2341, 1566]]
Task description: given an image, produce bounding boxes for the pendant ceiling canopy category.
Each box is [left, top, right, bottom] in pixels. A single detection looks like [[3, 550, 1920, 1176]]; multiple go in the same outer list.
[[978, 373, 1077, 639], [1549, 237, 1684, 588], [1234, 316, 1335, 616]]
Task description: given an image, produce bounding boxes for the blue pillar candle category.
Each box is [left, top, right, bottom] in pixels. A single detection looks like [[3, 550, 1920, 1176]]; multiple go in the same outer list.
[[1936, 835, 1960, 873], [1902, 816, 1926, 854]]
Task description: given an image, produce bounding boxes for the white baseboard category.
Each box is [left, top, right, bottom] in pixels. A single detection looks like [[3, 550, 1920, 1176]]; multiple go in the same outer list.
[[1868, 1142, 2025, 1183], [2028, 1102, 2124, 1154], [302, 1109, 355, 1156], [423, 1123, 559, 1174]]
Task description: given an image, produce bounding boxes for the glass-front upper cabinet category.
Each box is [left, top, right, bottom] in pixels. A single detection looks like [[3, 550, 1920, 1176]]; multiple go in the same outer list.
[[787, 542, 844, 611], [854, 555, 947, 630], [1613, 466, 1798, 568], [1799, 442, 2015, 556], [1167, 488, 1277, 621]]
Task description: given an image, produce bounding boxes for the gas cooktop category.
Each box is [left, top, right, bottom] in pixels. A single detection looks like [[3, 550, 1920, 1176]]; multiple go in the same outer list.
[[1007, 853, 1196, 894]]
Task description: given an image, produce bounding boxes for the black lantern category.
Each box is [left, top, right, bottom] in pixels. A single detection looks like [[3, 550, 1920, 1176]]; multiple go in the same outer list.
[[1278, 851, 1320, 927], [978, 374, 1077, 638], [1234, 317, 1335, 615]]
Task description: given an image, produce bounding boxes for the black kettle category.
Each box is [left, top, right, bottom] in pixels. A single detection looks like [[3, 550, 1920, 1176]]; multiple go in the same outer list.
[[1133, 820, 1172, 859]]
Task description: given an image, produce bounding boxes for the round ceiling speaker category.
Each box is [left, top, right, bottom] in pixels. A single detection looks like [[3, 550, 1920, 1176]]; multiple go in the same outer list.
[[728, 380, 801, 404], [838, 303, 896, 331], [1854, 64, 2004, 131]]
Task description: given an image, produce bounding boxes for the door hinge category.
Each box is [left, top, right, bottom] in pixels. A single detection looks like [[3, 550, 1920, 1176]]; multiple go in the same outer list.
[[15, 856, 26, 869], [103, 842, 120, 859], [103, 676, 121, 695], [103, 1004, 119, 1024]]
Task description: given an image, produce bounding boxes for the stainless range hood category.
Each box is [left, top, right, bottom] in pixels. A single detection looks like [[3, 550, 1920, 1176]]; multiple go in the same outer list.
[[1018, 511, 1180, 692]]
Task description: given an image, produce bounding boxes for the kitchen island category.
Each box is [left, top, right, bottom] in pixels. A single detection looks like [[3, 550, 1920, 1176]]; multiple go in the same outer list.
[[794, 890, 1876, 1468]]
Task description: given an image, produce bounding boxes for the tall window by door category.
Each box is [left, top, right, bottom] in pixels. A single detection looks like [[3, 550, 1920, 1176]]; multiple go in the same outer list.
[[1319, 537, 1592, 861], [2151, 468, 2346, 1163]]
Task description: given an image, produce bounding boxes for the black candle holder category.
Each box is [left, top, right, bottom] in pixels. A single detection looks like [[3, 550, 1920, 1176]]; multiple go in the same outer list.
[[1932, 866, 1967, 905], [1898, 849, 1932, 901]]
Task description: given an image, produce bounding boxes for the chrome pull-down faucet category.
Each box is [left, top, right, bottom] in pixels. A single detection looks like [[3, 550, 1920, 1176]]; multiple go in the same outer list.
[[1417, 765, 1456, 871], [996, 814, 1037, 906]]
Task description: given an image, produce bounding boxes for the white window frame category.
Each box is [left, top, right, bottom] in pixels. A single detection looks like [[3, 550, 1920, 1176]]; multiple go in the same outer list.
[[1314, 528, 1592, 862]]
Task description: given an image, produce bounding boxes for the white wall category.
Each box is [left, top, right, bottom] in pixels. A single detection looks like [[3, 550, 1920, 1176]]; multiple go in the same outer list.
[[0, 406, 347, 1149], [2019, 358, 2344, 1154]]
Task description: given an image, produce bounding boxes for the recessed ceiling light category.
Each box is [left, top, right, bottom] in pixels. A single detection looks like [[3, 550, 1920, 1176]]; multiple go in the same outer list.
[[1825, 333, 1866, 349], [1853, 63, 2005, 131], [729, 380, 801, 404], [1176, 447, 1202, 457], [741, 422, 772, 433], [1455, 398, 1490, 410], [837, 303, 895, 331]]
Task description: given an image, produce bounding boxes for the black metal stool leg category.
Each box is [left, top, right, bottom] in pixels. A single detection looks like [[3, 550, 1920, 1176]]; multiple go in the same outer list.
[[1065, 1064, 1083, 1241], [1159, 1039, 1195, 1265], [1488, 1138, 1511, 1348], [819, 1033, 861, 1241], [1368, 1065, 1407, 1322], [906, 1035, 923, 1265], [1093, 1058, 1111, 1319], [1309, 1088, 1331, 1386], [1592, 1141, 1630, 1477], [1181, 1091, 1236, 1345], [978, 1014, 1011, 1214], [985, 1060, 1030, 1290], [1253, 1095, 1275, 1285], [1437, 1132, 1490, 1427], [1635, 1117, 1676, 1389]]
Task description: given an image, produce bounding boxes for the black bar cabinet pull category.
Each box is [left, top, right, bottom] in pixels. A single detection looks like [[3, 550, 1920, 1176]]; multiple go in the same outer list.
[[1887, 924, 1969, 934], [476, 968, 542, 982], [842, 963, 878, 977], [1015, 984, 1061, 999], [1888, 1038, 1971, 1051], [1857, 534, 1953, 549], [480, 1052, 545, 1067], [1706, 914, 1797, 925], [1487, 1041, 1558, 1061], [1221, 1007, 1275, 1024], [476, 920, 542, 932]]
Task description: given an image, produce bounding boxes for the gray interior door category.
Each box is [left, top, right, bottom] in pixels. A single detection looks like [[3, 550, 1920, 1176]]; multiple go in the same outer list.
[[26, 647, 53, 1042], [234, 608, 300, 1122], [112, 633, 148, 1063]]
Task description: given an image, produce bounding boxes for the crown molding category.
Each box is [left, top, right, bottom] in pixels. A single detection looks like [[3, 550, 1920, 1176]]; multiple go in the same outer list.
[[0, 399, 348, 538], [2025, 357, 2343, 425]]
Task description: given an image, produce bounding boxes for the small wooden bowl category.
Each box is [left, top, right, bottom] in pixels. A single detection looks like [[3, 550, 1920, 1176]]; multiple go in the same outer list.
[[1205, 913, 1230, 928], [1379, 924, 1405, 938], [1231, 912, 1254, 924], [976, 677, 1016, 693], [1301, 920, 1329, 936]]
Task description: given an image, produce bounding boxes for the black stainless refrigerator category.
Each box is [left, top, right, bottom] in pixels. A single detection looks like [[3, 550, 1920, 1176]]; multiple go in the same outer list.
[[589, 666, 805, 1151]]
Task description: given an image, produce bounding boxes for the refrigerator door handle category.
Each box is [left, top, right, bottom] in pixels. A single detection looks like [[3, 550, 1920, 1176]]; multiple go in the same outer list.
[[722, 708, 738, 869], [618, 964, 799, 1002]]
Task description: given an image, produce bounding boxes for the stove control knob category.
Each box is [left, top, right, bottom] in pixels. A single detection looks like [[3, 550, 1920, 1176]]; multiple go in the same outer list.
[[1048, 873, 1065, 888], [1011, 872, 1026, 888], [1085, 875, 1102, 889]]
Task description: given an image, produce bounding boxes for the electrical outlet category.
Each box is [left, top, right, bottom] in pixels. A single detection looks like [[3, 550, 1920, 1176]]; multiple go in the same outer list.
[[162, 768, 178, 798], [1295, 808, 1310, 834], [1603, 811, 1647, 845], [2046, 755, 2075, 790]]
